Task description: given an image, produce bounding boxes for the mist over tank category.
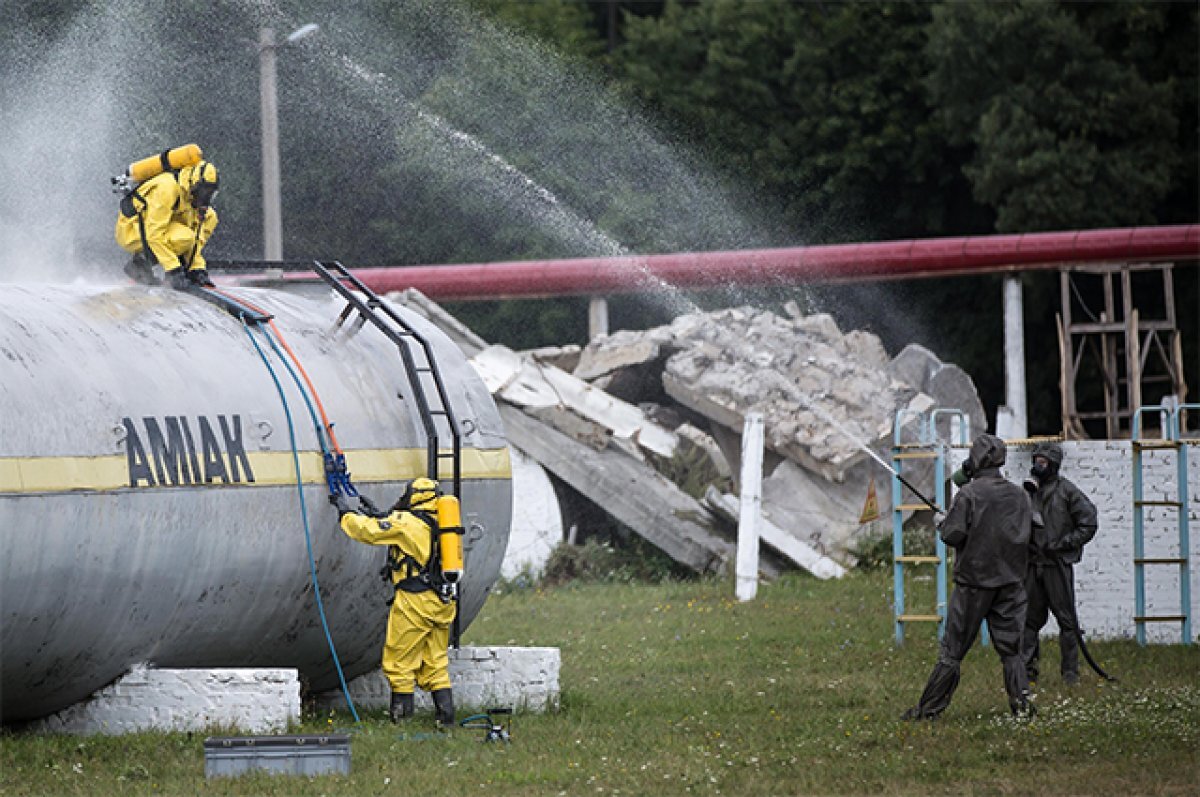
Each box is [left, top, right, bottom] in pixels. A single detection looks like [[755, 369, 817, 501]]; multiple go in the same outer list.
[[0, 283, 511, 723]]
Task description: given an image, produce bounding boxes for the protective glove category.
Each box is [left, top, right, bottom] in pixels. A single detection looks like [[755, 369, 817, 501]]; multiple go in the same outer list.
[[358, 495, 385, 517], [329, 493, 360, 516]]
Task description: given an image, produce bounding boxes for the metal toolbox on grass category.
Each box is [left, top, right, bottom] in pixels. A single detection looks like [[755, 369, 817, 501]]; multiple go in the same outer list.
[[203, 734, 351, 778]]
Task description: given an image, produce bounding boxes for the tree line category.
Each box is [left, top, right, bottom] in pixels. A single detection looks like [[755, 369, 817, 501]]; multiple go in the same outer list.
[[3, 0, 1196, 432]]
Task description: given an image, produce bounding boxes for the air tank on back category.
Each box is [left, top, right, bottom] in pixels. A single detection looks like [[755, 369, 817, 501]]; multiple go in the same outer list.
[[0, 283, 512, 723]]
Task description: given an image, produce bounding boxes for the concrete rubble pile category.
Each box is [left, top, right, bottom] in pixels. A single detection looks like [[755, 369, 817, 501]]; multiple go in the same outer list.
[[390, 290, 985, 580]]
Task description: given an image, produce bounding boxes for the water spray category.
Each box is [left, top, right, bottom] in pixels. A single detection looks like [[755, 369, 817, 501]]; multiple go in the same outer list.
[[795, 395, 945, 514]]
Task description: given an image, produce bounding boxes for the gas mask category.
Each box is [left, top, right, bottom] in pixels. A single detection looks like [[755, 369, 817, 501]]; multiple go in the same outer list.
[[191, 180, 218, 210], [1029, 461, 1055, 482], [951, 457, 975, 488]]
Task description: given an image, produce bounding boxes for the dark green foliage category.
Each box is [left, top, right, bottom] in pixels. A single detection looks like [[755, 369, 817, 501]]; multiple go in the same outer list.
[[926, 1, 1180, 232], [469, 0, 606, 60], [848, 530, 893, 572], [849, 518, 937, 572], [612, 1, 984, 242]]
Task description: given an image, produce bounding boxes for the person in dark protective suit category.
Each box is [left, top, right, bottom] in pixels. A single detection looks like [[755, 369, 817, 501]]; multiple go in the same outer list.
[[903, 433, 1034, 720], [115, 160, 219, 290], [332, 478, 457, 727], [1022, 441, 1098, 686]]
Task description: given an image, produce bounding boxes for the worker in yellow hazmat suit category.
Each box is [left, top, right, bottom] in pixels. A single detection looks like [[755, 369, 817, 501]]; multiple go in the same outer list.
[[332, 477, 457, 726], [115, 160, 219, 290]]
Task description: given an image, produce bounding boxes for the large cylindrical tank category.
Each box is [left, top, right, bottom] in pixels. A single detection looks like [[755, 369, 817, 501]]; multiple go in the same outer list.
[[0, 284, 511, 723]]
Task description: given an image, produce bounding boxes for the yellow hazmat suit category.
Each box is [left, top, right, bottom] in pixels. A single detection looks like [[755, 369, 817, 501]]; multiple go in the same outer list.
[[337, 480, 457, 703], [115, 161, 219, 276]]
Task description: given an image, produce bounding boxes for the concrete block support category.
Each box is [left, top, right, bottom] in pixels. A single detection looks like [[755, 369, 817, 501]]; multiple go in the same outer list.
[[30, 666, 300, 735], [316, 646, 561, 714], [1008, 441, 1199, 643]]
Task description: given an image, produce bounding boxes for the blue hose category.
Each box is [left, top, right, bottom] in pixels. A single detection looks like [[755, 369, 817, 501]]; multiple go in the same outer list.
[[241, 318, 361, 724], [258, 325, 332, 455], [254, 324, 358, 498]]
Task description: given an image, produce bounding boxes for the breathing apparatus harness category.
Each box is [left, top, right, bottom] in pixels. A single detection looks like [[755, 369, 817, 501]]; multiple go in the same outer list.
[[381, 501, 461, 605]]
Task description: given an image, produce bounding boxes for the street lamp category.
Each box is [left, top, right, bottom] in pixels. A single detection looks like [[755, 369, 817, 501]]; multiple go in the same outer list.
[[259, 24, 319, 262]]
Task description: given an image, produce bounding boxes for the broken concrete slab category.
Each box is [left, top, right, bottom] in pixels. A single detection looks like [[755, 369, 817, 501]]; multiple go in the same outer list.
[[704, 488, 847, 580], [572, 326, 675, 381], [499, 404, 780, 578], [578, 306, 979, 492], [759, 458, 884, 565], [471, 344, 678, 462], [526, 344, 582, 373], [927, 363, 987, 440], [887, 343, 986, 440], [576, 306, 922, 482]]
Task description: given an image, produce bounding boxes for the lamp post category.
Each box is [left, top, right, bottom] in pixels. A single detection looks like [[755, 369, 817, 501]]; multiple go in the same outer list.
[[259, 24, 319, 262]]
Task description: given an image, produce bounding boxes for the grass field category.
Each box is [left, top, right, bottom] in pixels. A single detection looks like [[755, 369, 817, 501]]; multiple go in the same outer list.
[[2, 570, 1197, 796]]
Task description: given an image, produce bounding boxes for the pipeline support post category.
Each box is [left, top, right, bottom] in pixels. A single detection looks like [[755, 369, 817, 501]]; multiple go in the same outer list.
[[588, 296, 609, 340], [736, 412, 764, 602], [259, 28, 282, 262], [1002, 276, 1028, 439]]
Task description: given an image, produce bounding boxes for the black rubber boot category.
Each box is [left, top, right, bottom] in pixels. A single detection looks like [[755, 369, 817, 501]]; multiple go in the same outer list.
[[188, 268, 215, 287], [389, 692, 414, 723], [1012, 699, 1038, 721], [123, 253, 160, 286], [167, 268, 192, 290], [432, 688, 454, 729]]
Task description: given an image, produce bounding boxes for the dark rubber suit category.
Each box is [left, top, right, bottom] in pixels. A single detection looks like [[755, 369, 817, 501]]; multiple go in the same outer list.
[[905, 434, 1032, 719], [1022, 442, 1098, 684]]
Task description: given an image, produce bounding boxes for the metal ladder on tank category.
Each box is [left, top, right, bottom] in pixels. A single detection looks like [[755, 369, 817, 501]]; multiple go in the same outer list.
[[311, 261, 462, 497], [892, 408, 970, 644], [1131, 403, 1195, 645]]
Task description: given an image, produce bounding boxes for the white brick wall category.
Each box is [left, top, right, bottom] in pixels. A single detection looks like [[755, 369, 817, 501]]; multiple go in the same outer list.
[[1007, 440, 1199, 644], [316, 645, 561, 714], [31, 665, 301, 735]]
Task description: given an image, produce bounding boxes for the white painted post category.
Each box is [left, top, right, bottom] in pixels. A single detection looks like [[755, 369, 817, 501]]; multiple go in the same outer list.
[[736, 412, 764, 602], [588, 296, 609, 339], [1002, 276, 1028, 438]]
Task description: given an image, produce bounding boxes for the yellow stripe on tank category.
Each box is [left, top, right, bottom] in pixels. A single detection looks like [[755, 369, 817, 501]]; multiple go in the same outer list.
[[0, 447, 511, 494]]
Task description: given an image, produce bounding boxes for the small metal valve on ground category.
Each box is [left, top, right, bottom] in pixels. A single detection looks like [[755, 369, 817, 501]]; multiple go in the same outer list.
[[459, 708, 512, 743]]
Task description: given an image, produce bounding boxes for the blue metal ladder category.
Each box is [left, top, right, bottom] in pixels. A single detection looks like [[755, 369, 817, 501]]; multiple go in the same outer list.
[[892, 409, 969, 644], [1132, 403, 1195, 645]]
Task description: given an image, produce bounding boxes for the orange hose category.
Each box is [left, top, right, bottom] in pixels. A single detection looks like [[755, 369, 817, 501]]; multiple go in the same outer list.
[[211, 286, 344, 454]]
